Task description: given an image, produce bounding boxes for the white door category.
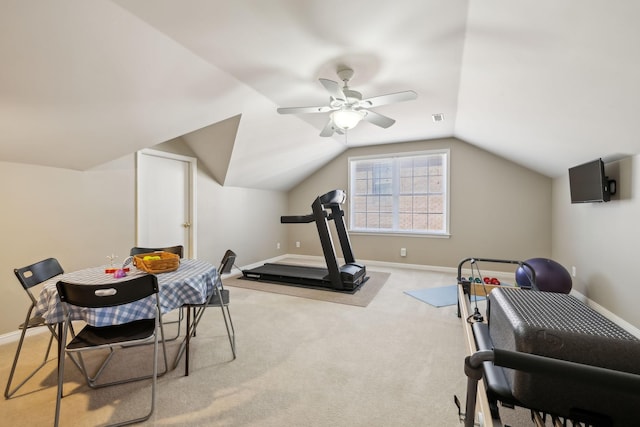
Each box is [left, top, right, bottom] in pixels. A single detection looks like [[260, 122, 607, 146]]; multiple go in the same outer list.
[[136, 149, 197, 258]]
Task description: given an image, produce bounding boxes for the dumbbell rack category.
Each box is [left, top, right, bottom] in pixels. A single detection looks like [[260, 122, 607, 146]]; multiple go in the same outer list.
[[456, 257, 537, 318]]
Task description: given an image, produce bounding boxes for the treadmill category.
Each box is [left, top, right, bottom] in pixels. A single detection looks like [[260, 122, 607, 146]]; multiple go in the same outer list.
[[242, 189, 367, 291]]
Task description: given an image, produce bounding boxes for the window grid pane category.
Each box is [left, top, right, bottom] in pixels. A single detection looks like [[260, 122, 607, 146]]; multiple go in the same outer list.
[[350, 152, 448, 234]]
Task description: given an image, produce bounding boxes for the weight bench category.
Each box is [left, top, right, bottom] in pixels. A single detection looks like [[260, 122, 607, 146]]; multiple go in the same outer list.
[[461, 287, 640, 426]]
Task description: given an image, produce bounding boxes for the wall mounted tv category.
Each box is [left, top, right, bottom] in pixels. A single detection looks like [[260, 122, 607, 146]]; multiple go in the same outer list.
[[568, 158, 613, 203]]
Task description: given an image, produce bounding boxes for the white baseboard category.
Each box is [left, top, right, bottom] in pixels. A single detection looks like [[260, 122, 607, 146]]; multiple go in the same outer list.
[[0, 327, 49, 346], [0, 330, 19, 346], [238, 254, 291, 271]]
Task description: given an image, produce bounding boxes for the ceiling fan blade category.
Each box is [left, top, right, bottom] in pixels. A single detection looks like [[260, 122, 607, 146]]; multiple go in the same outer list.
[[319, 78, 346, 101], [277, 105, 333, 114], [320, 119, 336, 137], [360, 90, 418, 108], [362, 110, 396, 128], [319, 118, 345, 137]]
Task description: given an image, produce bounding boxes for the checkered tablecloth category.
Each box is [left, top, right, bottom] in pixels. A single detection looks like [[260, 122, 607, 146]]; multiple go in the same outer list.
[[35, 259, 218, 326]]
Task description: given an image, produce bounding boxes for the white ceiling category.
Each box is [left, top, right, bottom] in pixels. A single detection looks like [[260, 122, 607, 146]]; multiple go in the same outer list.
[[2, 1, 640, 190]]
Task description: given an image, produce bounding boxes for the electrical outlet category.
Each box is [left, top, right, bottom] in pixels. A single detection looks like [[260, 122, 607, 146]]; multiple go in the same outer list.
[[277, 242, 280, 249], [400, 247, 407, 257], [296, 241, 300, 248], [572, 266, 576, 277]]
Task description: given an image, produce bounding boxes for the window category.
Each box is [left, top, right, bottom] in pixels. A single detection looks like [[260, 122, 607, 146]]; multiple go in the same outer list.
[[349, 150, 449, 235]]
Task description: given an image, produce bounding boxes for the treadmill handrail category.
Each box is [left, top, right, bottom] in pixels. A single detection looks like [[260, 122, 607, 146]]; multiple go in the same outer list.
[[281, 214, 316, 223]]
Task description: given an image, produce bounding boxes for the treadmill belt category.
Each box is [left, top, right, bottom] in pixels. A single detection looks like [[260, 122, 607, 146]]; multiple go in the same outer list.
[[242, 262, 364, 292], [246, 263, 329, 280]]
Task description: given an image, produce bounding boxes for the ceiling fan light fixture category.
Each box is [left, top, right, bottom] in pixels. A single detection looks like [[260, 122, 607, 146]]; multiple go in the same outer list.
[[331, 109, 364, 130]]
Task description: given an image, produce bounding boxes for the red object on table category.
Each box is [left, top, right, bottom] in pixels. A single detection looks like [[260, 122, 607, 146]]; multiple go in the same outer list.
[[104, 268, 130, 274]]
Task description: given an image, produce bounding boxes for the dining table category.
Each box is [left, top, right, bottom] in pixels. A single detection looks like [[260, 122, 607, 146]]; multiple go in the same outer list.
[[35, 258, 218, 327], [35, 258, 219, 377]]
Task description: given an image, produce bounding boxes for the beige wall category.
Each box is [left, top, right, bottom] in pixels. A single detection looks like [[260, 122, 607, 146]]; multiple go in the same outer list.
[[0, 151, 287, 335], [0, 157, 136, 335], [552, 155, 639, 327], [4, 135, 636, 334], [286, 138, 552, 270]]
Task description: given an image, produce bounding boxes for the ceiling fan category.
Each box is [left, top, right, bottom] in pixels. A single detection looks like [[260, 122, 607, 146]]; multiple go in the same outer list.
[[277, 67, 418, 137]]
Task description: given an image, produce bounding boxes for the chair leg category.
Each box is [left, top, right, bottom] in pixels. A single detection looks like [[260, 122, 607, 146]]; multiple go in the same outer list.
[[5, 325, 54, 399], [223, 304, 236, 359], [172, 307, 194, 374], [83, 349, 117, 388], [56, 320, 162, 427], [157, 312, 169, 376], [71, 313, 168, 388], [78, 339, 169, 389], [5, 306, 58, 399], [54, 321, 69, 427], [108, 319, 159, 426], [214, 287, 236, 359], [192, 307, 197, 337], [185, 306, 191, 376], [176, 302, 207, 376], [159, 307, 183, 342], [174, 284, 237, 376]]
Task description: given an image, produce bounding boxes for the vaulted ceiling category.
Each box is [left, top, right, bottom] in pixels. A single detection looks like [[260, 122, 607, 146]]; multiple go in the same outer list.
[[2, 1, 639, 191]]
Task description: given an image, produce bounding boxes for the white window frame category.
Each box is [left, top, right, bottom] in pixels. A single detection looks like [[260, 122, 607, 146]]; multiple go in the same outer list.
[[348, 149, 450, 237]]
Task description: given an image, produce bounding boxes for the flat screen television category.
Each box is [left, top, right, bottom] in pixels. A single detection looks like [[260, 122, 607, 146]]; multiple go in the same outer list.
[[568, 158, 610, 203]]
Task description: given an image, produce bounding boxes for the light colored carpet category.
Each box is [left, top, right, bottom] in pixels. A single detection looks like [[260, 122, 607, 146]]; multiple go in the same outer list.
[[0, 263, 536, 426], [225, 271, 389, 307]]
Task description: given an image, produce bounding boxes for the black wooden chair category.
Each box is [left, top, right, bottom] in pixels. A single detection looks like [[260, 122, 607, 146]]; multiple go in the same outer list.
[[6, 258, 69, 399], [178, 249, 237, 375], [54, 274, 168, 427]]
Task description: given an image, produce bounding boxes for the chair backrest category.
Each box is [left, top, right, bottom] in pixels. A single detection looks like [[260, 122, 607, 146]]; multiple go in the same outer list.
[[14, 258, 64, 292], [218, 250, 236, 275], [130, 245, 184, 258], [56, 275, 159, 309]]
